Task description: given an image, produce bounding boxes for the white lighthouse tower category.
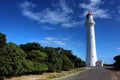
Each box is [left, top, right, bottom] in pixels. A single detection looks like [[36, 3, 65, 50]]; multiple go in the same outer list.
[[85, 12, 97, 67]]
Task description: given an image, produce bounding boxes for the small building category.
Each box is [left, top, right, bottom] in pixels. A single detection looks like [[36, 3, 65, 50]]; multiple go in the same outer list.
[[96, 60, 103, 67]]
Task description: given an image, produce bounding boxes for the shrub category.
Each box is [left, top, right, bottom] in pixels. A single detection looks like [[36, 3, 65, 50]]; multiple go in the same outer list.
[[0, 42, 27, 76], [114, 55, 120, 69], [62, 55, 73, 71]]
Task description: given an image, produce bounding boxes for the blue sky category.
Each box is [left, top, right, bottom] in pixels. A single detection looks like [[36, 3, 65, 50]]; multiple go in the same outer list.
[[0, 0, 120, 64]]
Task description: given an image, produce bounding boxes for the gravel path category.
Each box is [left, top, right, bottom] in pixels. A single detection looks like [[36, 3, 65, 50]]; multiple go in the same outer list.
[[54, 67, 115, 80]]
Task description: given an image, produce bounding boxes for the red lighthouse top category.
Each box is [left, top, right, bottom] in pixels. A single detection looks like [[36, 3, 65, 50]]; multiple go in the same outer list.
[[86, 11, 93, 18], [88, 11, 92, 15]]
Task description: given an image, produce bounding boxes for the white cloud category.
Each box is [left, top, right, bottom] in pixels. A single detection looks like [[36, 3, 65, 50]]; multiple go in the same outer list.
[[79, 0, 110, 19], [119, 10, 120, 14], [54, 41, 66, 46], [29, 36, 84, 47], [19, 1, 35, 10], [39, 9, 70, 24], [62, 35, 73, 40], [44, 37, 55, 41], [59, 0, 73, 13], [42, 26, 55, 30], [62, 21, 81, 28], [19, 0, 80, 28], [117, 6, 120, 14], [22, 10, 40, 21], [117, 48, 120, 50], [30, 37, 66, 46]]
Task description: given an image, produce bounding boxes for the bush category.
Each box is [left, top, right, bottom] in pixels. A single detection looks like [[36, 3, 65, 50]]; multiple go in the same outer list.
[[23, 50, 48, 74], [27, 50, 48, 62], [0, 32, 86, 77], [75, 58, 85, 68], [20, 42, 43, 53], [62, 55, 73, 71], [0, 42, 27, 76], [0, 32, 6, 48], [114, 55, 120, 69], [29, 61, 48, 74]]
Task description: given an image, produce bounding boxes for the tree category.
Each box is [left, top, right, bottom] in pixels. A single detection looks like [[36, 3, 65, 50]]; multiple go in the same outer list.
[[59, 49, 85, 68], [62, 55, 73, 71], [75, 58, 85, 68], [0, 42, 27, 76], [21, 60, 48, 74], [20, 42, 43, 53], [0, 32, 85, 77], [44, 47, 58, 72], [27, 50, 48, 62], [20, 43, 48, 74], [0, 32, 6, 48], [55, 54, 62, 72], [114, 55, 120, 69], [54, 47, 85, 69], [64, 51, 77, 68], [28, 60, 48, 74]]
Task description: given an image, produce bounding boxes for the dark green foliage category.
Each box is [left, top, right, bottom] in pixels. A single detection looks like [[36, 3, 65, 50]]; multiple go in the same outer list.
[[114, 55, 120, 69], [55, 48, 85, 68], [28, 61, 48, 74], [47, 63, 55, 72], [44, 47, 58, 72], [0, 42, 26, 76], [47, 55, 62, 72], [56, 56, 62, 72], [0, 32, 85, 77], [20, 42, 43, 53], [62, 55, 73, 71], [22, 60, 48, 74], [0, 42, 48, 76], [114, 55, 120, 62], [74, 58, 85, 67], [20, 45, 48, 74], [0, 32, 6, 48], [25, 50, 48, 74], [27, 50, 47, 62], [103, 64, 113, 66]]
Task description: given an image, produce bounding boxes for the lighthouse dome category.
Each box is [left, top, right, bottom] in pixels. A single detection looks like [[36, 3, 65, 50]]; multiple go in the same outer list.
[[86, 11, 93, 19]]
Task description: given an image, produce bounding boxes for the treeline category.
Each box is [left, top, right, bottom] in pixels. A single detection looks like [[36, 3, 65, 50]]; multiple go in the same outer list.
[[0, 32, 85, 77], [114, 55, 120, 69]]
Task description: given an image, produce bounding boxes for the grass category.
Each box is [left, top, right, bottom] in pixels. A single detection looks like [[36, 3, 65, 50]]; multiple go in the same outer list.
[[5, 68, 86, 80], [46, 68, 85, 79]]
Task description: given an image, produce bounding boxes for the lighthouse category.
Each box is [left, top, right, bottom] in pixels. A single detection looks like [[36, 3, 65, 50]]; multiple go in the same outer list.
[[85, 12, 97, 66]]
